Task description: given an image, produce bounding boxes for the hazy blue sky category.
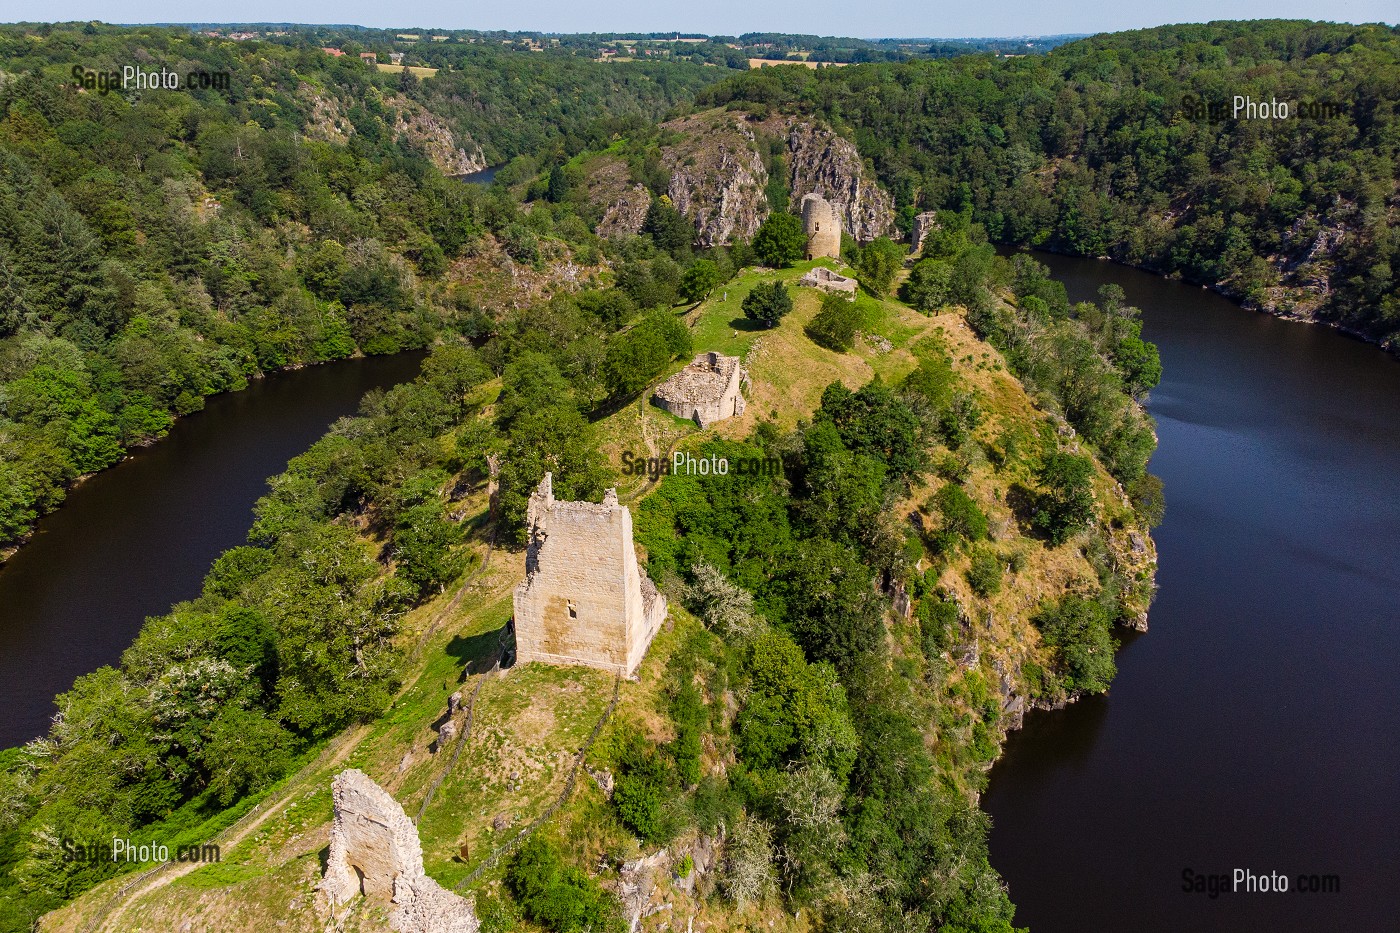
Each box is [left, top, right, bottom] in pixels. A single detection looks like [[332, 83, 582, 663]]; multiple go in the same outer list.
[[3, 0, 1396, 37]]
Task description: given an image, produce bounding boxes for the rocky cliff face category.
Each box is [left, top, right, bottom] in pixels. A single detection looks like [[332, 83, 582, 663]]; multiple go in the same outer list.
[[583, 154, 652, 240], [580, 109, 897, 249], [389, 95, 487, 177], [784, 121, 896, 243], [661, 112, 770, 247], [295, 86, 485, 177]]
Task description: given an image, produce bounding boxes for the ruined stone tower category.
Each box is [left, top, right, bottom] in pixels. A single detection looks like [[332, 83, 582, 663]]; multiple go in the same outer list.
[[513, 474, 666, 677], [910, 211, 939, 254], [801, 193, 843, 260]]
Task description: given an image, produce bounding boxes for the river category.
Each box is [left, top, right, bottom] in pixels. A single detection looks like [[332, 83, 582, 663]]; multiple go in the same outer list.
[[983, 253, 1400, 930], [0, 352, 424, 750]]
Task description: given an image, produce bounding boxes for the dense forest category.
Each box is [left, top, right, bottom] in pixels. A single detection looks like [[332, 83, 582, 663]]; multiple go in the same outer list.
[[698, 20, 1400, 347], [0, 23, 722, 553]]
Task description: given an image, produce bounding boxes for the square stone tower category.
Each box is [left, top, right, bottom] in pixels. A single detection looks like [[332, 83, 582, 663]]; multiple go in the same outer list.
[[512, 474, 667, 677]]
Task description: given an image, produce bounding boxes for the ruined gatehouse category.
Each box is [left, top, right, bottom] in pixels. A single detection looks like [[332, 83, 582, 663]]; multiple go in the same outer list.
[[512, 474, 666, 678], [652, 351, 747, 428], [801, 192, 843, 259], [320, 769, 480, 933]]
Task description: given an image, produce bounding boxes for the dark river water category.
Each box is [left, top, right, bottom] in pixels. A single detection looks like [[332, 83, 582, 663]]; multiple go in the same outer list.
[[983, 254, 1400, 931], [0, 352, 423, 750]]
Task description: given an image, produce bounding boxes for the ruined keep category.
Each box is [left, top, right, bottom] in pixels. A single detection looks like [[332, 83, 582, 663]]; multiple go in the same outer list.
[[320, 769, 480, 933], [910, 211, 940, 254], [801, 193, 843, 260], [513, 474, 667, 678], [653, 352, 747, 427]]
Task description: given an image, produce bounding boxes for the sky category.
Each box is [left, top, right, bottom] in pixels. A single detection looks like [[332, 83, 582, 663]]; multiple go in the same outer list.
[[2, 0, 1396, 38]]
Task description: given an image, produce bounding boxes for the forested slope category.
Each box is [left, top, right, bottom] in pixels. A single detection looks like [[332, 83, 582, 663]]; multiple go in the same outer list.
[[0, 24, 715, 553], [699, 20, 1400, 347]]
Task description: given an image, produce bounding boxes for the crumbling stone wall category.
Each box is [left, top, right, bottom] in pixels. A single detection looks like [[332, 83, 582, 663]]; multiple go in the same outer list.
[[652, 352, 747, 427], [320, 769, 480, 933], [798, 266, 857, 296], [513, 474, 667, 677], [801, 193, 842, 259]]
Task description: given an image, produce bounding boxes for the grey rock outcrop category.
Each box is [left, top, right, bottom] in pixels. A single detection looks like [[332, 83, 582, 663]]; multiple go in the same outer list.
[[320, 769, 480, 933], [786, 121, 895, 243], [586, 156, 652, 240], [392, 106, 487, 177], [662, 113, 769, 247]]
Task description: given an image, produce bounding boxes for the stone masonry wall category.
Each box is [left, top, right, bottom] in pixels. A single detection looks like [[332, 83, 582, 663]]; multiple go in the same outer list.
[[513, 475, 665, 677], [653, 352, 746, 428]]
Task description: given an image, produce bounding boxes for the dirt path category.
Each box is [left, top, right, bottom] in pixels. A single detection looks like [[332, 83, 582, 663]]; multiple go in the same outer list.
[[77, 506, 503, 933]]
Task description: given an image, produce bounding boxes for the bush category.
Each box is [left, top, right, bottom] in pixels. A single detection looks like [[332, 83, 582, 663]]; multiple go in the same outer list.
[[1032, 452, 1096, 544], [1034, 596, 1118, 694], [929, 483, 988, 554], [505, 836, 624, 932], [805, 291, 861, 351], [966, 546, 1003, 597], [742, 280, 792, 328], [612, 737, 678, 844]]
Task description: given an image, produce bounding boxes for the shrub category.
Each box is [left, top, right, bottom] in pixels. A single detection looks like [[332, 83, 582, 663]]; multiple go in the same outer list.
[[929, 483, 988, 554], [1034, 595, 1118, 694], [1032, 452, 1096, 544], [505, 836, 624, 932], [612, 737, 678, 844], [966, 546, 1003, 597]]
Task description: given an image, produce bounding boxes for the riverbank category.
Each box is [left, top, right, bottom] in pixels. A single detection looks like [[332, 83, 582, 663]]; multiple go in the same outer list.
[[0, 351, 425, 749], [984, 250, 1400, 931], [1010, 242, 1398, 358], [0, 350, 425, 570]]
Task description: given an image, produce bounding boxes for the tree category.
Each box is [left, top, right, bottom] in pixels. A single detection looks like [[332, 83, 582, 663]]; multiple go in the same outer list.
[[853, 237, 904, 297], [805, 290, 861, 351], [679, 258, 721, 303], [643, 197, 694, 257], [901, 258, 954, 312], [741, 280, 792, 328], [1033, 452, 1096, 544], [1035, 596, 1117, 694], [752, 213, 805, 268], [1114, 334, 1162, 399]]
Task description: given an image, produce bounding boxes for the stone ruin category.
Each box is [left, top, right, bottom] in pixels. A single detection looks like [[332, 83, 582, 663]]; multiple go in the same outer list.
[[910, 211, 939, 254], [513, 473, 667, 678], [320, 768, 480, 933], [801, 193, 842, 260], [798, 265, 858, 297], [652, 352, 747, 428]]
